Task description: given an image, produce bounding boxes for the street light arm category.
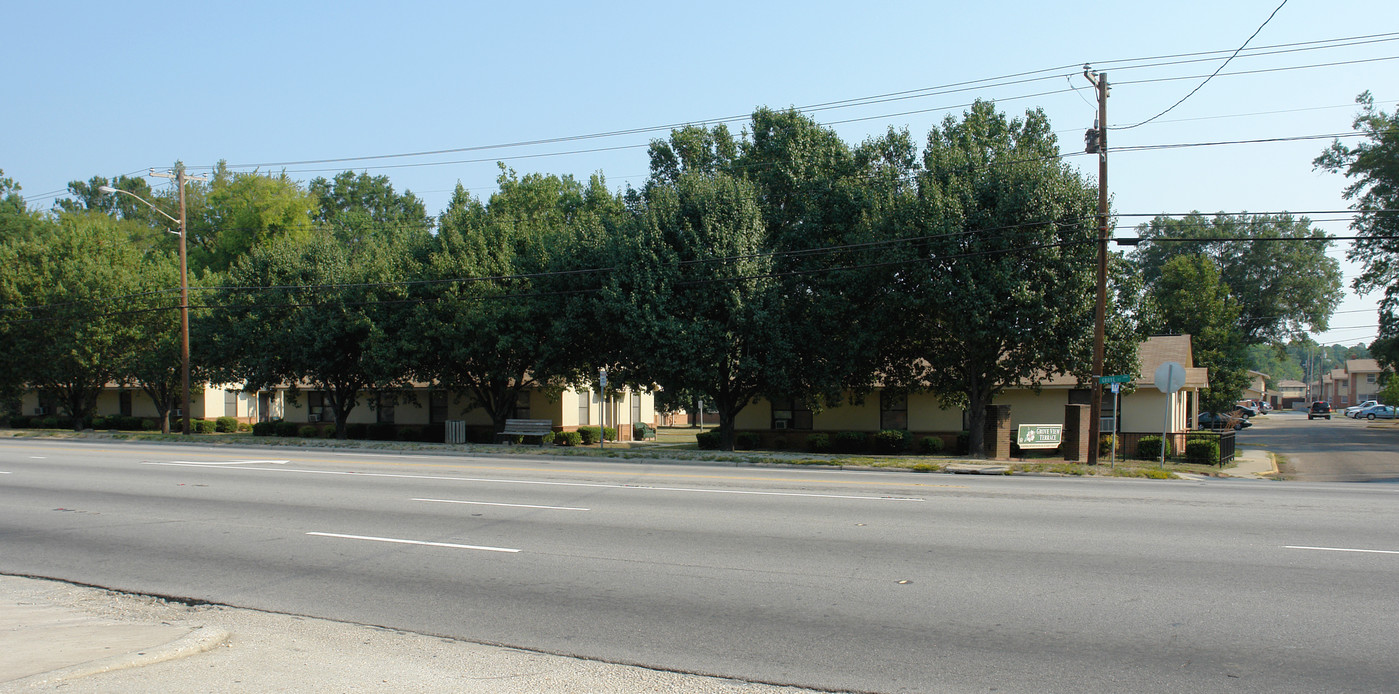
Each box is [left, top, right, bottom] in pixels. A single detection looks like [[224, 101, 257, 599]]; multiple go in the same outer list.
[[96, 185, 181, 228]]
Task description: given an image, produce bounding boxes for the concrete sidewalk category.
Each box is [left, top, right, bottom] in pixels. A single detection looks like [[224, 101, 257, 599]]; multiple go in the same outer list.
[[0, 575, 819, 693], [1223, 448, 1278, 479]]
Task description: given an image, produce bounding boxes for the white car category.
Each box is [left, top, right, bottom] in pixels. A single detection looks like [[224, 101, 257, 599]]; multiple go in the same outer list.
[[1346, 400, 1380, 417]]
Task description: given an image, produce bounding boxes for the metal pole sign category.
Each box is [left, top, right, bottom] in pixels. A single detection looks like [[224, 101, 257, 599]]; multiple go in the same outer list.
[[599, 369, 607, 449], [1154, 361, 1186, 468], [1110, 381, 1120, 468]]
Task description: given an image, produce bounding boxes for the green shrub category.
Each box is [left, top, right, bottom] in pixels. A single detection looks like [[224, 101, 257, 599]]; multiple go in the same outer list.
[[192, 419, 216, 434], [397, 426, 423, 442], [139, 418, 156, 431], [319, 425, 336, 438], [274, 420, 300, 437], [735, 432, 761, 450], [298, 424, 320, 438], [918, 436, 945, 454], [770, 435, 788, 450], [8, 415, 31, 428], [577, 427, 598, 445], [806, 433, 831, 452], [215, 416, 239, 433], [555, 430, 583, 447], [89, 416, 106, 429], [1098, 434, 1115, 456], [695, 430, 720, 450], [39, 417, 59, 429], [1185, 438, 1220, 466], [1136, 435, 1171, 460], [368, 423, 397, 440], [237, 422, 253, 433], [603, 426, 616, 442], [115, 416, 142, 430], [55, 416, 74, 429], [832, 431, 868, 453], [956, 431, 970, 455], [346, 423, 369, 440], [871, 430, 911, 454], [251, 421, 275, 437]]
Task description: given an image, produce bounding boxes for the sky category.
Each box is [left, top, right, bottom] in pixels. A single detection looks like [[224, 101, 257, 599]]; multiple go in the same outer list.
[[4, 0, 1397, 347]]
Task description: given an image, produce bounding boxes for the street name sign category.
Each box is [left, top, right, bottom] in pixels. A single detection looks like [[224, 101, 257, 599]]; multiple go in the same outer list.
[[1016, 424, 1063, 450], [1098, 374, 1132, 384]]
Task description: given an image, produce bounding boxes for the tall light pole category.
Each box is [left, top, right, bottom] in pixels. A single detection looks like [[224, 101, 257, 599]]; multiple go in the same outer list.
[[99, 169, 204, 435]]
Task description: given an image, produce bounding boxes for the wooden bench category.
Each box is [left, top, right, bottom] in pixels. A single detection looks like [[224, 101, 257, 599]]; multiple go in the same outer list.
[[496, 418, 554, 446]]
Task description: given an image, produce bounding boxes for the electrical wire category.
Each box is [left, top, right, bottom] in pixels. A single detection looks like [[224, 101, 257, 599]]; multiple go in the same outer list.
[[1113, 0, 1290, 130]]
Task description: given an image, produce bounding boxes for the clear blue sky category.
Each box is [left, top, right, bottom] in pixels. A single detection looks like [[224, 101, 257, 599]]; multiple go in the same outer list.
[[4, 1, 1396, 346]]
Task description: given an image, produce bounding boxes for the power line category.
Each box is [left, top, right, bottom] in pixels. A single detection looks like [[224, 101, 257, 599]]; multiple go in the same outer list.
[[1113, 0, 1290, 130]]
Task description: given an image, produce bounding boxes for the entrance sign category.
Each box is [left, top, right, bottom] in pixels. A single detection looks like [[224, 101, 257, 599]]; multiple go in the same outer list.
[[1017, 424, 1063, 450]]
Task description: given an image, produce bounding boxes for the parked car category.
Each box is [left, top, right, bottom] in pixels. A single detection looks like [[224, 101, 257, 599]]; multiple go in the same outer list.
[[1345, 400, 1380, 418], [1308, 401, 1332, 420], [1198, 411, 1251, 430], [1355, 404, 1396, 420], [1234, 402, 1260, 417]]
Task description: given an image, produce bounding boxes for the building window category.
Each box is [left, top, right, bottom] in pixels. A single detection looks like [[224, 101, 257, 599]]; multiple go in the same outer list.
[[376, 392, 396, 424], [119, 391, 133, 417], [631, 393, 642, 425], [771, 396, 813, 430], [429, 390, 449, 424], [1367, 374, 1377, 383], [224, 390, 237, 417], [512, 391, 531, 420], [880, 392, 908, 430], [578, 389, 590, 425]]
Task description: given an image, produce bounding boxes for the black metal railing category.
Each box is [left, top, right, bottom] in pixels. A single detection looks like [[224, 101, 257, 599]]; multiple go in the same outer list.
[[1112, 430, 1235, 467]]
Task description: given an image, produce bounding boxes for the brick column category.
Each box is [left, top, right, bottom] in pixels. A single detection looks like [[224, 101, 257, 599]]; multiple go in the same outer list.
[[1063, 404, 1091, 463], [984, 404, 1012, 460]]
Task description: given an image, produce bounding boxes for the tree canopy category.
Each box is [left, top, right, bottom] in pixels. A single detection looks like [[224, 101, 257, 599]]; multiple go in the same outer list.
[[1314, 91, 1399, 370]]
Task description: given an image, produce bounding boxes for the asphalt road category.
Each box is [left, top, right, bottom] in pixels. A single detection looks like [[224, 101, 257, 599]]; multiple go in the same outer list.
[[3, 438, 1398, 693], [1240, 409, 1399, 482]]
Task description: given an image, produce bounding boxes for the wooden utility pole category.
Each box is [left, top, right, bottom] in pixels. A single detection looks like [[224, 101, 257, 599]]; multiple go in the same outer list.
[[150, 166, 206, 436], [1085, 68, 1109, 465]]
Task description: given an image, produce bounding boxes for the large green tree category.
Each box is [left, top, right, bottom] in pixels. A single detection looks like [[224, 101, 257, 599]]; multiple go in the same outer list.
[[408, 170, 617, 434], [209, 231, 415, 438], [1314, 91, 1399, 370], [1133, 212, 1341, 344], [308, 171, 432, 246], [606, 171, 782, 451], [1142, 255, 1250, 414], [0, 212, 152, 428], [873, 100, 1116, 458], [187, 163, 317, 273]]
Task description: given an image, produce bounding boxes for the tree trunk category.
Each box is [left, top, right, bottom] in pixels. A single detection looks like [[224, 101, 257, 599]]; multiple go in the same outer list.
[[717, 406, 736, 451], [330, 389, 357, 440], [965, 387, 991, 459]]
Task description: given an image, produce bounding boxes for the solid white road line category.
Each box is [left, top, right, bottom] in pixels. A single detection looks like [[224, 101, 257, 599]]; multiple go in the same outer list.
[[168, 460, 288, 466], [1285, 545, 1399, 555], [412, 498, 589, 511], [306, 532, 520, 553], [143, 462, 923, 501]]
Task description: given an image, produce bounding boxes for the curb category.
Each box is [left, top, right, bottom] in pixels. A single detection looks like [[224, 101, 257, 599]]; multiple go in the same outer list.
[[9, 625, 229, 688]]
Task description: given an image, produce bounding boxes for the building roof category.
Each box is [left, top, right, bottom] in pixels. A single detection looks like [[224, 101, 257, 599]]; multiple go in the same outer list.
[[1346, 359, 1383, 374], [1133, 335, 1209, 389], [1331, 368, 1349, 381]]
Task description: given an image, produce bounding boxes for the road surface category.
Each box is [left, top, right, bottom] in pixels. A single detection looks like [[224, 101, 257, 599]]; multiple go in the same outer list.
[[2, 438, 1397, 693]]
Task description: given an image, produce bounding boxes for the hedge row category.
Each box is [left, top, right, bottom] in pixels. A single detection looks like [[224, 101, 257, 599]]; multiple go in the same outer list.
[[696, 429, 963, 454]]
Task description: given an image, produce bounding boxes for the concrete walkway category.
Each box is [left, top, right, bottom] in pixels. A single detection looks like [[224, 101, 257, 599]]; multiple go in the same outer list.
[[0, 575, 820, 693]]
